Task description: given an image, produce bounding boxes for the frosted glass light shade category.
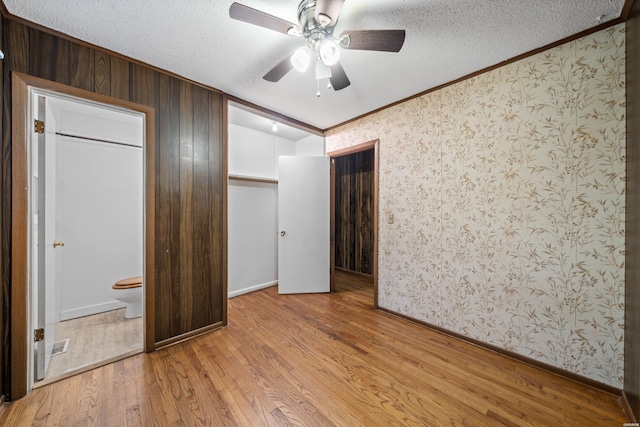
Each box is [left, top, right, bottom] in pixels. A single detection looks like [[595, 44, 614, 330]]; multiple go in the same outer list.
[[319, 39, 340, 66], [291, 46, 312, 72]]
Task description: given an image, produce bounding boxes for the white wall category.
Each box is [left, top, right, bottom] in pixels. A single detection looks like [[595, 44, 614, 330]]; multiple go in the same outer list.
[[295, 134, 325, 156], [57, 138, 143, 320], [228, 124, 293, 297], [227, 123, 325, 297], [50, 98, 144, 320], [228, 180, 278, 297]]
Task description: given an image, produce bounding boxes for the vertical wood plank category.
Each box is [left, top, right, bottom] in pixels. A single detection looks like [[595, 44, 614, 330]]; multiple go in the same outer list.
[[156, 73, 172, 341], [192, 85, 213, 328], [179, 80, 194, 333], [334, 150, 374, 275], [94, 51, 110, 95], [348, 155, 356, 270], [167, 78, 182, 338], [156, 75, 182, 341], [132, 63, 163, 338], [6, 20, 29, 74], [28, 28, 70, 85], [110, 56, 130, 100], [69, 43, 95, 91], [360, 150, 373, 273], [130, 63, 159, 107]]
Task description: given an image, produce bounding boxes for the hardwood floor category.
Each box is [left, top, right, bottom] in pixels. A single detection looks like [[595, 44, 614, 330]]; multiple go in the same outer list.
[[0, 271, 627, 426]]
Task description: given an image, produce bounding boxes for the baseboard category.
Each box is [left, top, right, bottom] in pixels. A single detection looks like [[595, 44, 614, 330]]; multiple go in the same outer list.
[[60, 301, 126, 321], [621, 390, 638, 422], [377, 306, 622, 396], [228, 280, 277, 298], [154, 321, 224, 350]]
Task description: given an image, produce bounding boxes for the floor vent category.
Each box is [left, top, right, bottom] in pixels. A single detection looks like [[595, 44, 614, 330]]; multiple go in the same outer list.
[[51, 338, 69, 356]]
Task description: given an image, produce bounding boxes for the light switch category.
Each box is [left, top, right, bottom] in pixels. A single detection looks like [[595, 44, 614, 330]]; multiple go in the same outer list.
[[386, 212, 394, 224]]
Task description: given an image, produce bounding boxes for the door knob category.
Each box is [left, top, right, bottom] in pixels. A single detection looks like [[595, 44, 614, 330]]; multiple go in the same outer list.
[[53, 241, 65, 248], [280, 231, 286, 236]]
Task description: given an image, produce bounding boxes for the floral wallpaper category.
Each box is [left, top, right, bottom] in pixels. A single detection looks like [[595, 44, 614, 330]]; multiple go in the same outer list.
[[326, 25, 626, 387]]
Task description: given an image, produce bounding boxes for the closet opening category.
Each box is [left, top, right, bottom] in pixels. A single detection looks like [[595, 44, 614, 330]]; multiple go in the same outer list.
[[226, 101, 326, 299]]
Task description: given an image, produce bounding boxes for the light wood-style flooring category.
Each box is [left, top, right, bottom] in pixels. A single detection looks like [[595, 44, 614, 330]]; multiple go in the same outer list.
[[40, 308, 143, 383], [0, 271, 628, 426]]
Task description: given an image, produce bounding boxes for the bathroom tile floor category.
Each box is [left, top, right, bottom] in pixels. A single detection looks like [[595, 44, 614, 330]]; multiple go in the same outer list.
[[41, 308, 143, 382]]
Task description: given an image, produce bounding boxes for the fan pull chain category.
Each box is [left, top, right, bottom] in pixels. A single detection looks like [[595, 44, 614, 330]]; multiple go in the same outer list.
[[316, 79, 321, 97]]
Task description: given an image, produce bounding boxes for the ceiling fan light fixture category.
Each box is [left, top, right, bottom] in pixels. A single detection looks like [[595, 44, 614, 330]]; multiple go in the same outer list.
[[291, 46, 312, 72], [315, 59, 332, 80], [319, 38, 340, 66]]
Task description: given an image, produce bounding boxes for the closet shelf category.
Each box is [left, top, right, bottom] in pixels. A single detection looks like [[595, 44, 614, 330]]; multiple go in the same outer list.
[[228, 174, 278, 184]]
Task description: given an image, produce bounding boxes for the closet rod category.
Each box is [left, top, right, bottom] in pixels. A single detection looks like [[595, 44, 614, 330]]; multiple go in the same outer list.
[[56, 132, 142, 149]]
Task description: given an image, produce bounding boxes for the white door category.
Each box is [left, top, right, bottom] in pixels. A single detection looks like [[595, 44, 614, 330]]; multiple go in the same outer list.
[[277, 156, 330, 294], [57, 137, 143, 319], [34, 95, 58, 380]]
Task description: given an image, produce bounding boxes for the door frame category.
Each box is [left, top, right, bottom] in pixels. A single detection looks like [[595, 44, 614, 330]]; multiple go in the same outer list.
[[11, 72, 156, 399], [328, 139, 379, 308]]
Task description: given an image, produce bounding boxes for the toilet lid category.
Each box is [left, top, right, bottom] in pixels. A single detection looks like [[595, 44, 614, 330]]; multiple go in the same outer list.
[[112, 275, 143, 289]]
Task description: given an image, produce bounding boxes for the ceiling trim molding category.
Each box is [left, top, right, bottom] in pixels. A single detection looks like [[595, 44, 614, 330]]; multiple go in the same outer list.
[[325, 3, 632, 133], [227, 95, 324, 137], [621, 0, 637, 20]]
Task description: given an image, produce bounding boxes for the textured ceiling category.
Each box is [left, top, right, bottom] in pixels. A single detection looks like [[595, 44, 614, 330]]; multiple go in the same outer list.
[[229, 102, 314, 141], [3, 0, 627, 130]]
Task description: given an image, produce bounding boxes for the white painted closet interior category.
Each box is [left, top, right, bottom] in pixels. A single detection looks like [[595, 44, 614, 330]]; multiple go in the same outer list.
[[227, 104, 325, 297]]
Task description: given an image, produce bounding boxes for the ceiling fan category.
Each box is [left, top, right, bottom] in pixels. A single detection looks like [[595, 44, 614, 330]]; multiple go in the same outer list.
[[229, 0, 406, 95]]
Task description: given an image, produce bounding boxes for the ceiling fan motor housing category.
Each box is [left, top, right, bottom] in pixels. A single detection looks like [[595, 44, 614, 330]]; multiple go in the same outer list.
[[298, 0, 335, 43]]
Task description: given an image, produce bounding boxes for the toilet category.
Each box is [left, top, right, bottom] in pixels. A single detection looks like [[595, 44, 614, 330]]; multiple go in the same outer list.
[[112, 276, 143, 318]]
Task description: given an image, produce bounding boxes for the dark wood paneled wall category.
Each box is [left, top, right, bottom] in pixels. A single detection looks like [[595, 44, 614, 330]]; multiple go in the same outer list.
[[0, 16, 225, 397], [626, 0, 640, 421], [334, 150, 374, 275]]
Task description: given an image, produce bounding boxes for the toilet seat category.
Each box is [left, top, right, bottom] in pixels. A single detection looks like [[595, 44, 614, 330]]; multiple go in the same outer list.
[[112, 275, 143, 290]]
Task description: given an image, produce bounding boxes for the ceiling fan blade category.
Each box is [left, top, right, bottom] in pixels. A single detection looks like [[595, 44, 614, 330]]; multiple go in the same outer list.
[[339, 29, 406, 52], [230, 2, 298, 35], [263, 52, 295, 82], [315, 0, 345, 27], [330, 61, 350, 90]]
